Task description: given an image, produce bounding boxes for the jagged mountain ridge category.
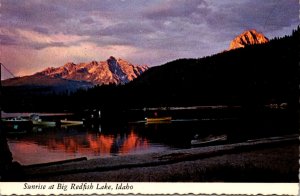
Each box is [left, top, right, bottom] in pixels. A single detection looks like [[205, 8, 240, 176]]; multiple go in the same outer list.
[[2, 27, 299, 111], [229, 30, 269, 50], [37, 56, 148, 85], [2, 74, 94, 93], [2, 56, 148, 93]]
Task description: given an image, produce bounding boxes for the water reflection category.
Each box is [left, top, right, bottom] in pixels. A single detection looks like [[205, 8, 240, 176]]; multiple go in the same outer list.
[[7, 124, 171, 165], [6, 110, 297, 166]]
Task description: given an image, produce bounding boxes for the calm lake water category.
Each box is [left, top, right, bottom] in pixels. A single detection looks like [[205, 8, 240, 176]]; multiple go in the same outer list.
[[5, 110, 297, 165], [7, 121, 192, 165]]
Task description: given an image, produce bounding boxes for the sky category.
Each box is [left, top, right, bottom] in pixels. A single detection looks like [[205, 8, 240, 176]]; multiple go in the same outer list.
[[0, 0, 299, 80]]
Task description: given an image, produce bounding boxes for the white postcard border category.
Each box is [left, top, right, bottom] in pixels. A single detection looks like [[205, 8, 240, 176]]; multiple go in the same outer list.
[[0, 182, 298, 195]]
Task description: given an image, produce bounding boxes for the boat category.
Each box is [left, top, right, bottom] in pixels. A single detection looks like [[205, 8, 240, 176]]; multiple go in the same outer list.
[[30, 114, 56, 126], [32, 119, 56, 126], [145, 117, 172, 123], [1, 117, 33, 131], [191, 134, 227, 146], [60, 119, 83, 125]]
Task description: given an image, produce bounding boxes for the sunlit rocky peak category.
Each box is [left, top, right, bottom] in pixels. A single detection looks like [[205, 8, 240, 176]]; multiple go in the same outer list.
[[37, 57, 149, 85], [229, 29, 269, 50]]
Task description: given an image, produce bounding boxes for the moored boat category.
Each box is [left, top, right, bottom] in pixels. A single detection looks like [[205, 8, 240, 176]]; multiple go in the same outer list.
[[145, 117, 172, 123], [60, 119, 83, 125], [1, 117, 33, 131], [30, 114, 56, 126], [191, 134, 227, 146], [32, 119, 56, 126]]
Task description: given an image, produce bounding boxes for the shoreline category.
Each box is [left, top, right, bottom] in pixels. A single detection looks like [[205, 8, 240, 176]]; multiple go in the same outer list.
[[15, 134, 298, 182]]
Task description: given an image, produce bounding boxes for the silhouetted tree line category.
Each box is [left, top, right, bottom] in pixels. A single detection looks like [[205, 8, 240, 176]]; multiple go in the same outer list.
[[2, 27, 299, 113]]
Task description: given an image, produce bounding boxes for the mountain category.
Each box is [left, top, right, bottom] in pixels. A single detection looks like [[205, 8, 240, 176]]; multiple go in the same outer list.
[[229, 30, 269, 50], [37, 56, 148, 85], [117, 28, 298, 108], [2, 27, 299, 112], [2, 74, 93, 93], [2, 56, 148, 94]]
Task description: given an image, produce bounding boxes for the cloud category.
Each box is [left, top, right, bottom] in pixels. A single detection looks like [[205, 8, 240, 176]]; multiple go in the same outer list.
[[0, 34, 19, 46], [1, 1, 70, 29], [0, 27, 90, 49], [0, 0, 298, 80], [144, 0, 209, 19], [204, 0, 299, 38], [79, 17, 95, 24], [32, 27, 50, 34]]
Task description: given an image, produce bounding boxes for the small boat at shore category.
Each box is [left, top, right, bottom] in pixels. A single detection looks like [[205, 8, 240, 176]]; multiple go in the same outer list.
[[191, 134, 227, 146], [30, 114, 56, 126], [32, 119, 56, 126], [145, 117, 172, 123], [60, 119, 83, 125]]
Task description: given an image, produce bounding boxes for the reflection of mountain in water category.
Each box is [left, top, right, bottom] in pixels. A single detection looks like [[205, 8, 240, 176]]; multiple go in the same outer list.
[[47, 134, 113, 155], [9, 126, 150, 158], [7, 108, 297, 165], [111, 131, 149, 154], [45, 131, 149, 156]]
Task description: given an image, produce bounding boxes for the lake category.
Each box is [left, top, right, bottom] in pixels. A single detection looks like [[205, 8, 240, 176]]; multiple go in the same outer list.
[[5, 109, 297, 165]]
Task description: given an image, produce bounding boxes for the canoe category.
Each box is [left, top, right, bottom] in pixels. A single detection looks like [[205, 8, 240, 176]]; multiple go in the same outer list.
[[30, 114, 56, 126], [32, 119, 56, 126], [60, 120, 83, 125], [145, 117, 172, 123], [191, 134, 227, 146]]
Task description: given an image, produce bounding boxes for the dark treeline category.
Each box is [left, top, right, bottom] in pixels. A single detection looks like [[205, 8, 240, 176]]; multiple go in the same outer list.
[[2, 27, 299, 113]]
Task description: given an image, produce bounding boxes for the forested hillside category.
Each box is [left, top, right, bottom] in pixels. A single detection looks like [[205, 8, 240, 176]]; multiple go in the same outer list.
[[2, 28, 299, 112]]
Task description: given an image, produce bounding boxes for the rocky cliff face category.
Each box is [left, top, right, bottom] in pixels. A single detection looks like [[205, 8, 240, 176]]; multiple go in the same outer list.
[[229, 30, 269, 50], [2, 57, 148, 93], [37, 56, 148, 85]]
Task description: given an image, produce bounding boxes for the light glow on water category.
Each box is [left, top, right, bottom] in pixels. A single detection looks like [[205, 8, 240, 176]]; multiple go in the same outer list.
[[5, 112, 295, 166], [7, 125, 178, 165]]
